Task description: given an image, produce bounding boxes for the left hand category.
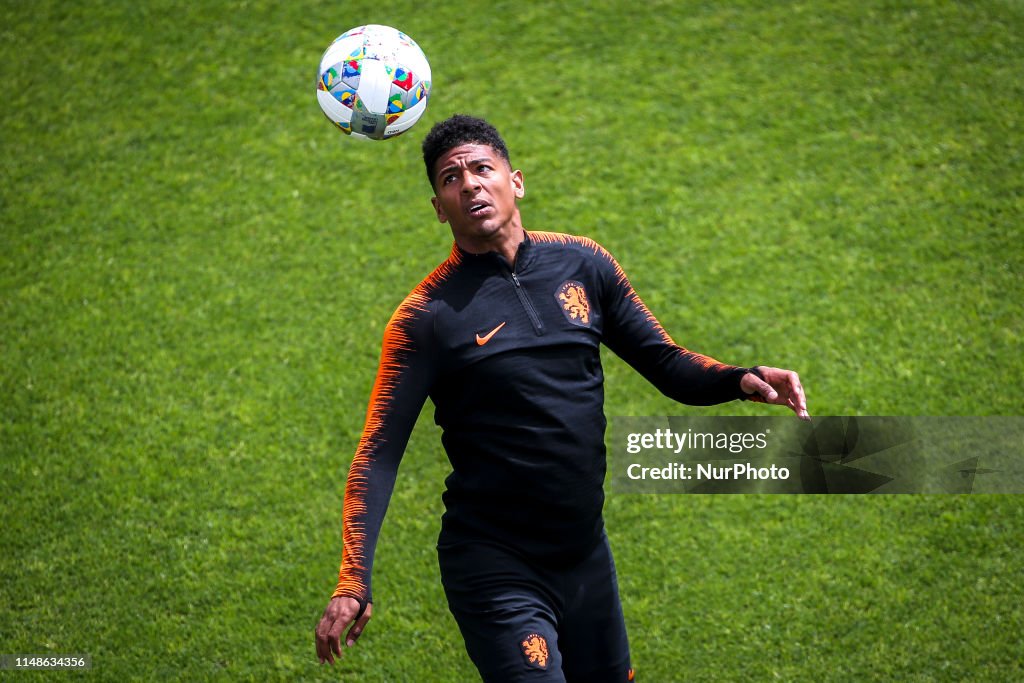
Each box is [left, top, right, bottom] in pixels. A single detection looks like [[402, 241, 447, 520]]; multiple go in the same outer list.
[[741, 366, 810, 420]]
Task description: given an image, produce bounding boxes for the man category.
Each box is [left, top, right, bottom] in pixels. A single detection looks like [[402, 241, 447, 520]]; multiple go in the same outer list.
[[315, 114, 809, 681]]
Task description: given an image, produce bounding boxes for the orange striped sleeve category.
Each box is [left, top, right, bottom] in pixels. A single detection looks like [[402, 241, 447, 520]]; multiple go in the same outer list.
[[332, 249, 461, 602]]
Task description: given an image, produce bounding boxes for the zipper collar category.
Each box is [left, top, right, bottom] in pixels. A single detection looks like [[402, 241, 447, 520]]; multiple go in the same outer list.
[[452, 231, 535, 274]]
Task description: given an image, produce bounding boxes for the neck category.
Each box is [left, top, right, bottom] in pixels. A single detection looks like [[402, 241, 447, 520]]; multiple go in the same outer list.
[[454, 221, 526, 266]]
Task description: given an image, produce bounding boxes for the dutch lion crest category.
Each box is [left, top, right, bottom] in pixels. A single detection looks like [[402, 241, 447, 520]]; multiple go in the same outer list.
[[520, 633, 549, 669], [555, 280, 591, 327]]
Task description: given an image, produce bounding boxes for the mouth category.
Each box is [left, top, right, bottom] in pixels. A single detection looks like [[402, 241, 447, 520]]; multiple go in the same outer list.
[[466, 200, 492, 217]]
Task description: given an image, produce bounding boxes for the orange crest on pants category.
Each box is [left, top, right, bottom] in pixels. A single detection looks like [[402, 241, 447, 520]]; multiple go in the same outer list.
[[520, 633, 549, 669]]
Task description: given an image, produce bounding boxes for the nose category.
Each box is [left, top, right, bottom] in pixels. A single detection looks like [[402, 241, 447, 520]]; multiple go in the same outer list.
[[459, 170, 480, 193]]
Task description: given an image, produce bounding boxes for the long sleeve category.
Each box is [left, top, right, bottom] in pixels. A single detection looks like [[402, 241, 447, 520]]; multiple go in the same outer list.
[[595, 246, 749, 406], [332, 289, 436, 604]]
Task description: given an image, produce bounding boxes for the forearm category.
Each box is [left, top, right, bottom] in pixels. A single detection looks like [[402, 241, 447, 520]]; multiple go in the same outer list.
[[332, 441, 405, 602], [332, 295, 434, 602], [631, 343, 751, 406]]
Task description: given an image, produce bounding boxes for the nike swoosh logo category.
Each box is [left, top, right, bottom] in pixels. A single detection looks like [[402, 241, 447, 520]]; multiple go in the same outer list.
[[475, 321, 506, 346]]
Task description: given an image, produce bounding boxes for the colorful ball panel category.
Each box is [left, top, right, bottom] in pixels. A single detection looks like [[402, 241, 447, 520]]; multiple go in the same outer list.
[[316, 24, 432, 140]]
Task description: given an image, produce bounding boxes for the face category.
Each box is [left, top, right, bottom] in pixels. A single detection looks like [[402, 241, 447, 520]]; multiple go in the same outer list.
[[430, 143, 525, 250]]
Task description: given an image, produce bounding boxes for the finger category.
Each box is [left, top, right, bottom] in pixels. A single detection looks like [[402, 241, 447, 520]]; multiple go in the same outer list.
[[797, 395, 810, 420], [347, 603, 373, 647], [327, 616, 347, 657], [787, 372, 809, 419], [315, 618, 326, 663], [318, 638, 334, 665], [788, 372, 803, 402], [784, 391, 811, 421], [318, 609, 347, 664], [742, 371, 778, 403], [755, 377, 779, 403], [315, 621, 336, 665]]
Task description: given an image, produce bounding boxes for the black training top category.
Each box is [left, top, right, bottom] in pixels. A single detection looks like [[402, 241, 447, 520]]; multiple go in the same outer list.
[[333, 231, 753, 603]]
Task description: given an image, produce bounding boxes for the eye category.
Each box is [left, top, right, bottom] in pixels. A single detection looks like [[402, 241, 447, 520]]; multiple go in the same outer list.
[[442, 173, 456, 185]]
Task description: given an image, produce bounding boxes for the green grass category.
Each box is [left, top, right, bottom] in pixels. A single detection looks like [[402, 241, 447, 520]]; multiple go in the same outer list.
[[2, 0, 1022, 680]]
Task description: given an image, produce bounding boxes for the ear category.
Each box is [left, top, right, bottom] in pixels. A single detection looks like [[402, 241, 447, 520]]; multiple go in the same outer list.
[[431, 196, 448, 224], [511, 169, 525, 199]]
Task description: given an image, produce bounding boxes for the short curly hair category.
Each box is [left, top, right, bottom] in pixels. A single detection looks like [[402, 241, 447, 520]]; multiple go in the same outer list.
[[422, 114, 511, 188]]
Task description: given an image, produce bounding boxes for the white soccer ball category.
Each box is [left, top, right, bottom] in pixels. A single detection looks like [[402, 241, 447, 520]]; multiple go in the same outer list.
[[316, 25, 432, 140]]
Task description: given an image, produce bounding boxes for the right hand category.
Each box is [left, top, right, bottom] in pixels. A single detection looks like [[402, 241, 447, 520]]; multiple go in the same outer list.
[[315, 596, 373, 665]]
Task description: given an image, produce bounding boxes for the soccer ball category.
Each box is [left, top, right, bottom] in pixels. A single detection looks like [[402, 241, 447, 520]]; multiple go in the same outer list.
[[316, 25, 432, 140]]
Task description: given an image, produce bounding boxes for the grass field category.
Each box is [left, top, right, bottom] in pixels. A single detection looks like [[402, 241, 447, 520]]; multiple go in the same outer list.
[[2, 0, 1022, 680]]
